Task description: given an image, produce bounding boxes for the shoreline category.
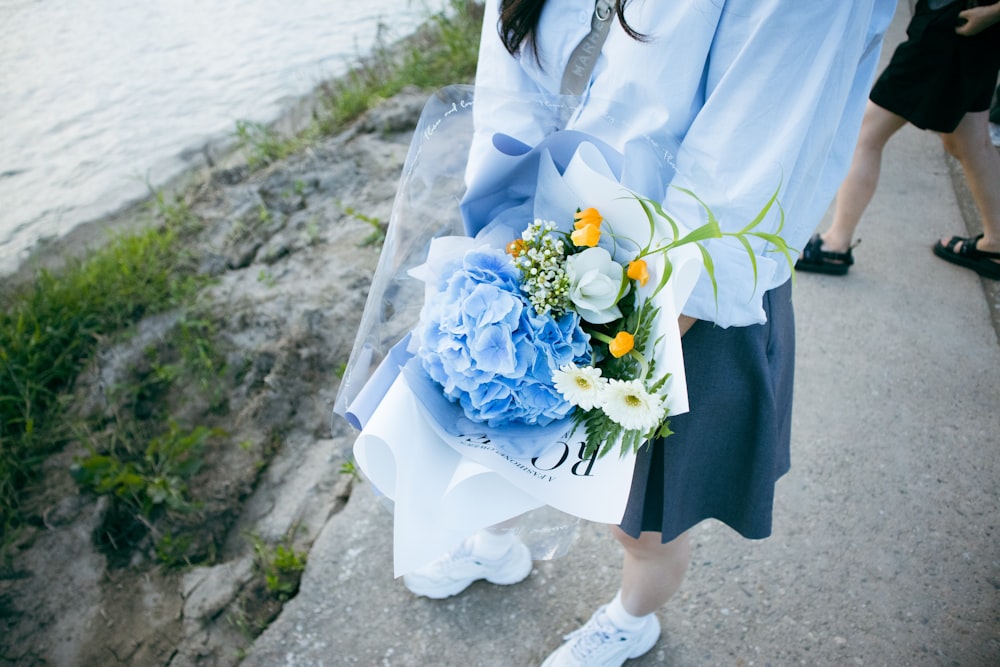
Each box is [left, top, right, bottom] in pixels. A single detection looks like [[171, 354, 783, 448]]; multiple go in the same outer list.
[[2, 0, 466, 287], [0, 0, 458, 286], [0, 81, 436, 666], [6, 85, 330, 288], [0, 3, 484, 662]]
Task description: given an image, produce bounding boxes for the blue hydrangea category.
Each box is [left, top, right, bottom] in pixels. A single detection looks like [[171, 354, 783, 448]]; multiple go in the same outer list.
[[415, 247, 591, 427]]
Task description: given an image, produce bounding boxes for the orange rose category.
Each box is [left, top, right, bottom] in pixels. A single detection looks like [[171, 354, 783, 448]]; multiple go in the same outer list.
[[573, 207, 603, 229], [608, 331, 635, 358], [506, 238, 526, 257], [627, 259, 650, 286], [571, 223, 601, 247]]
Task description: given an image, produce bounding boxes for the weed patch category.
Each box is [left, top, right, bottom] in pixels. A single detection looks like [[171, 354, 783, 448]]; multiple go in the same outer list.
[[317, 0, 481, 134], [72, 421, 225, 565], [235, 121, 312, 171], [0, 197, 206, 540], [229, 0, 482, 167], [340, 203, 387, 247]]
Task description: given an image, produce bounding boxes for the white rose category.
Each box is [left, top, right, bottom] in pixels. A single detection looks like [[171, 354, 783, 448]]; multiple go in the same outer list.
[[566, 247, 627, 324]]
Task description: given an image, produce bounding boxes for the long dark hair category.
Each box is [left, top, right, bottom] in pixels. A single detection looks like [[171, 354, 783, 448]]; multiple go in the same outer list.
[[498, 0, 645, 57]]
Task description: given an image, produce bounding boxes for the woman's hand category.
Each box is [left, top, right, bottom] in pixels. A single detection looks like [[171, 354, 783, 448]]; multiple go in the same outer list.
[[955, 4, 1000, 36], [679, 314, 698, 337]]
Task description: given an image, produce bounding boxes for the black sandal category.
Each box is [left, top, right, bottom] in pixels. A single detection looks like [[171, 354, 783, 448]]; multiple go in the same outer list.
[[795, 233, 856, 275], [932, 234, 1000, 280]]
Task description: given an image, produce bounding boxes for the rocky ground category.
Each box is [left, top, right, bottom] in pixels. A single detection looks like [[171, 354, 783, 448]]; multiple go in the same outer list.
[[0, 87, 431, 667]]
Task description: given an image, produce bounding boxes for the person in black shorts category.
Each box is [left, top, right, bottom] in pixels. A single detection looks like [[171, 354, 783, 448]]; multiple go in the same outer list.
[[796, 0, 1000, 279]]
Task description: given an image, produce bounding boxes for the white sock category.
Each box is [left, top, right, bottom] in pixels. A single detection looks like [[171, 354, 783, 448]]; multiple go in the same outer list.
[[469, 528, 516, 560], [605, 591, 650, 631]]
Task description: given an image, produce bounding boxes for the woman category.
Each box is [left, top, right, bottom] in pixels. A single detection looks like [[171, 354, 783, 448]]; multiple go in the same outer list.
[[402, 1, 896, 664], [796, 0, 1000, 278]]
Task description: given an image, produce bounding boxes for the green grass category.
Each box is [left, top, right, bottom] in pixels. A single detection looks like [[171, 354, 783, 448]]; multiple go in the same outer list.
[[316, 0, 482, 135], [72, 421, 219, 521], [234, 1, 482, 166], [0, 195, 205, 538], [235, 120, 310, 171], [249, 530, 308, 601]]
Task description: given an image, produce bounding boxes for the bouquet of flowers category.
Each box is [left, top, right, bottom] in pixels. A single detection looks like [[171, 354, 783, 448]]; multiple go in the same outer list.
[[409, 185, 790, 460], [334, 86, 792, 574]]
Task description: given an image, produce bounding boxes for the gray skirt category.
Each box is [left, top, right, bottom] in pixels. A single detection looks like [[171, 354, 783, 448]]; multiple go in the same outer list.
[[619, 280, 794, 543]]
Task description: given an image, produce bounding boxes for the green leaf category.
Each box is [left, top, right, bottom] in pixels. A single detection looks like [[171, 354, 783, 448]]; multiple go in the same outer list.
[[733, 234, 759, 288], [674, 220, 722, 247], [696, 244, 719, 307], [648, 371, 672, 394], [642, 197, 681, 241], [634, 197, 657, 253], [751, 231, 788, 246], [738, 179, 781, 234]]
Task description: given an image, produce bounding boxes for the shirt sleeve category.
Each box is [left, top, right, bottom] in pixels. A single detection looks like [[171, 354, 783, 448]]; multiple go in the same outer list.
[[669, 0, 895, 327]]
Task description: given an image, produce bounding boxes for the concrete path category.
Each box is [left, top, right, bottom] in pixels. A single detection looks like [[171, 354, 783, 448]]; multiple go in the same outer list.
[[243, 4, 1000, 665]]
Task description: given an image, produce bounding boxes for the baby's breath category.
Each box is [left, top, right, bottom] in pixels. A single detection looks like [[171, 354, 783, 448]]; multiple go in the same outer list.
[[515, 219, 571, 316]]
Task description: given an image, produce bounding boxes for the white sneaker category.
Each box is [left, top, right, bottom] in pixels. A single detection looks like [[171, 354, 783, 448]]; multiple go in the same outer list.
[[990, 122, 1000, 148], [402, 536, 532, 599], [541, 605, 661, 667]]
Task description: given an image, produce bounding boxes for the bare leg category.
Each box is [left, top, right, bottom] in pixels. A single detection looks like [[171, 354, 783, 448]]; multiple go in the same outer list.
[[611, 526, 692, 616], [938, 110, 1000, 257], [821, 101, 908, 252]]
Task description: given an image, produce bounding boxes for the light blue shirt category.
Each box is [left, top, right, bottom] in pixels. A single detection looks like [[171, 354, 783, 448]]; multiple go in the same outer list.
[[470, 0, 897, 327]]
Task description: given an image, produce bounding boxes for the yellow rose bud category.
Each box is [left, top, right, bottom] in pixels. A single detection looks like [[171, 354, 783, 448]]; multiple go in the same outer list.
[[609, 331, 635, 358], [627, 259, 650, 287], [574, 207, 603, 229], [571, 223, 601, 247]]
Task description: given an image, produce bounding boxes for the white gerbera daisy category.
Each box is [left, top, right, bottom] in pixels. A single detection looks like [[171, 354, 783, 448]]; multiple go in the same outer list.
[[601, 378, 665, 432], [552, 363, 606, 410]]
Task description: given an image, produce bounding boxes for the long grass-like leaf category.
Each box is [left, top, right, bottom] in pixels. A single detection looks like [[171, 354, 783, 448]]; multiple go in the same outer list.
[[733, 234, 759, 288], [653, 258, 675, 299], [674, 220, 722, 247], [670, 186, 719, 226], [642, 197, 681, 241], [696, 243, 719, 307], [634, 197, 657, 253], [738, 180, 782, 234]]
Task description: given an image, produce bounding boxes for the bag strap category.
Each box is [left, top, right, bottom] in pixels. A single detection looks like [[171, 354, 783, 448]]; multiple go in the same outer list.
[[560, 0, 617, 96]]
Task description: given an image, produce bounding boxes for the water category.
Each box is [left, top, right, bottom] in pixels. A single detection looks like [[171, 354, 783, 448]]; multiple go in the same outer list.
[[0, 0, 449, 276]]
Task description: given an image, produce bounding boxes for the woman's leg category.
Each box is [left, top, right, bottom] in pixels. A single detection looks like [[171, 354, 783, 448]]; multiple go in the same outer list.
[[540, 528, 691, 665], [821, 101, 909, 252], [611, 526, 691, 616], [939, 110, 1000, 254]]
